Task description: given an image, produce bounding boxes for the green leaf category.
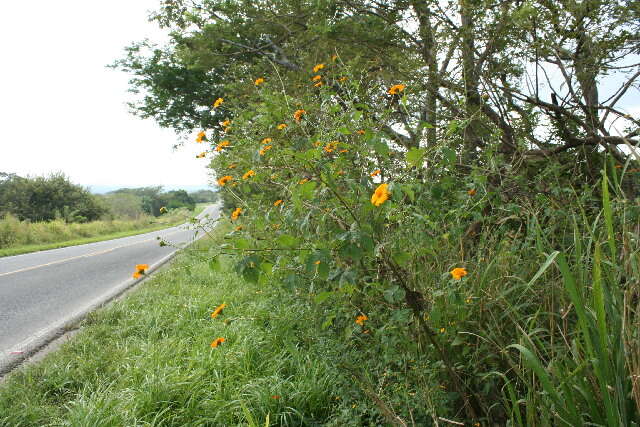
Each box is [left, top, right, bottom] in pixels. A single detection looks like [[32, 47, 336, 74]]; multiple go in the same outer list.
[[234, 238, 251, 250], [441, 147, 457, 165], [314, 291, 333, 304], [392, 251, 411, 267], [337, 126, 351, 135], [277, 234, 299, 248], [406, 148, 426, 167]]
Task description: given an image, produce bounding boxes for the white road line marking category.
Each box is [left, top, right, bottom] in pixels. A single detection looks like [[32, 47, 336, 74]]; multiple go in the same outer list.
[[0, 229, 185, 278]]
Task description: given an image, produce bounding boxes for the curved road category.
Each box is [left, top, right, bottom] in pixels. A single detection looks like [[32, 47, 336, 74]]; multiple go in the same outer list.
[[0, 204, 220, 373]]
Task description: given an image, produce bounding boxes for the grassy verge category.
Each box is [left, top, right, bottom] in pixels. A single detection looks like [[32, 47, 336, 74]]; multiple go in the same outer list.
[[0, 206, 209, 258], [0, 227, 374, 426]]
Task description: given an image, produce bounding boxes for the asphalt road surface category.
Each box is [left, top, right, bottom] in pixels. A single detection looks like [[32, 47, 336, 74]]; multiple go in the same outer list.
[[0, 204, 220, 372]]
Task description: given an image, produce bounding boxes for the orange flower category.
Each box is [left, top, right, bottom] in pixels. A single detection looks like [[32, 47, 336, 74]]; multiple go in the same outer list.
[[356, 129, 365, 135], [371, 183, 390, 206], [273, 199, 283, 207], [242, 170, 256, 179], [370, 169, 381, 177], [338, 76, 348, 82], [213, 97, 224, 108], [312, 75, 322, 81], [196, 152, 207, 158], [259, 145, 272, 155], [271, 395, 281, 399], [294, 109, 306, 122], [355, 315, 368, 326], [196, 131, 206, 143], [215, 140, 231, 152], [388, 84, 406, 95], [228, 163, 237, 169], [211, 303, 227, 318], [467, 189, 476, 196], [314, 260, 321, 265], [210, 337, 226, 348], [298, 178, 309, 185], [235, 225, 243, 231], [217, 175, 233, 186], [312, 63, 325, 72], [261, 137, 272, 145], [254, 77, 265, 86], [314, 81, 323, 87], [337, 170, 345, 176], [132, 264, 149, 279], [277, 123, 287, 130], [324, 141, 339, 153], [221, 119, 231, 127], [272, 223, 281, 230], [231, 207, 243, 221], [450, 267, 468, 280]]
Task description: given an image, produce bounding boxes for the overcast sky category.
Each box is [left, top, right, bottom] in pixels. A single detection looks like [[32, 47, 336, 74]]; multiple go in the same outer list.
[[0, 1, 211, 191]]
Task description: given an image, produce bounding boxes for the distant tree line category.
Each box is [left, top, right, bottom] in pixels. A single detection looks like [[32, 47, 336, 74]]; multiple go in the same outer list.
[[0, 172, 217, 222]]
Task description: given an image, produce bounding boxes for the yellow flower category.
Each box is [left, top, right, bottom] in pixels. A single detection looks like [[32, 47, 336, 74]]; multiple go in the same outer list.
[[213, 97, 224, 108], [314, 141, 322, 147], [242, 170, 256, 180], [370, 169, 381, 177], [331, 54, 338, 62], [314, 81, 323, 87], [312, 63, 325, 72], [210, 337, 226, 348], [355, 315, 368, 326], [221, 119, 231, 127], [217, 175, 233, 186], [467, 189, 476, 196], [272, 223, 281, 230], [277, 123, 287, 130], [254, 77, 265, 86], [356, 129, 365, 135], [371, 183, 390, 206], [274, 199, 283, 207], [235, 225, 243, 231], [440, 328, 446, 333], [324, 141, 339, 153], [132, 264, 149, 279], [159, 206, 168, 214], [314, 260, 321, 265], [215, 140, 231, 152], [294, 109, 306, 123], [450, 267, 468, 280], [231, 207, 242, 221], [261, 137, 272, 145], [211, 303, 227, 318], [196, 152, 207, 158], [196, 131, 206, 143], [259, 145, 272, 155], [298, 178, 309, 185], [228, 163, 237, 169], [339, 149, 348, 153], [388, 84, 406, 95], [312, 75, 322, 81], [338, 76, 348, 82]]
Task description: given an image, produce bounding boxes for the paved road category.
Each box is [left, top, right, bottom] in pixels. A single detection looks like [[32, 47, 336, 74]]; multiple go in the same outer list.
[[0, 204, 220, 371]]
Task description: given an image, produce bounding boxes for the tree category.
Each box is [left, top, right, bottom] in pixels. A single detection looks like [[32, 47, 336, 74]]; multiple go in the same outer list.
[[0, 172, 107, 222]]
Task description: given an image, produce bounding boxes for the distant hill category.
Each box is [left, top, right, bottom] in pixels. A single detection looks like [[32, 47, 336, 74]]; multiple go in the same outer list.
[[89, 185, 214, 194]]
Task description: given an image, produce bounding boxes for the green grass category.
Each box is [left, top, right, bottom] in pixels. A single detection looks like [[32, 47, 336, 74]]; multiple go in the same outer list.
[[0, 206, 210, 258], [0, 227, 373, 426]]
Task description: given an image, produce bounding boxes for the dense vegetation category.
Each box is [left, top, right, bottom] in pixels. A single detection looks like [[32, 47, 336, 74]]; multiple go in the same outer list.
[[0, 174, 214, 254], [0, 172, 106, 223], [114, 0, 640, 424]]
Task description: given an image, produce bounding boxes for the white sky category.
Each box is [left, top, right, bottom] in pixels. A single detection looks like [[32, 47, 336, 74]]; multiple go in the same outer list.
[[0, 0, 211, 190]]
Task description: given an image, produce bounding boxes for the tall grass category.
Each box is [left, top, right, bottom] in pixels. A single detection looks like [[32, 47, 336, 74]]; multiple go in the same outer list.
[[0, 208, 194, 252], [0, 229, 368, 426]]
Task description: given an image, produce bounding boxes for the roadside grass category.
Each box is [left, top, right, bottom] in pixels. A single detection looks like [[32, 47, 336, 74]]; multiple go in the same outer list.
[[0, 206, 208, 258], [0, 226, 373, 426]]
